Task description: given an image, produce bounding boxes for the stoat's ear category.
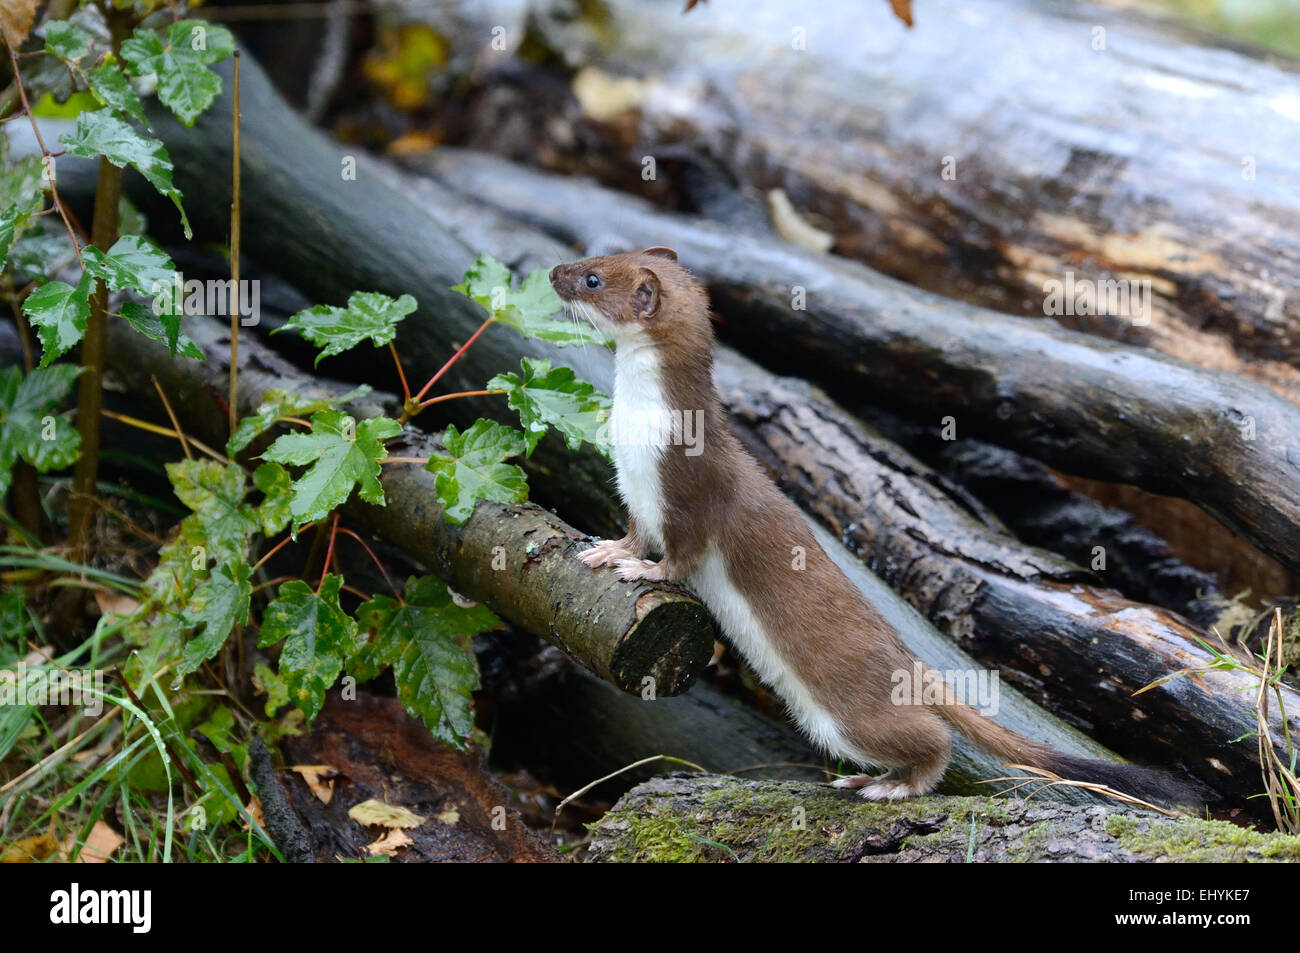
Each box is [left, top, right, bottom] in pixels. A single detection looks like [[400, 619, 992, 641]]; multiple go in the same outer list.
[[633, 268, 661, 320], [642, 246, 678, 262]]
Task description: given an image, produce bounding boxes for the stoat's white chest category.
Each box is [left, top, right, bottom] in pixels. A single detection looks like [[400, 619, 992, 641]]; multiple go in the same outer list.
[[610, 342, 671, 551]]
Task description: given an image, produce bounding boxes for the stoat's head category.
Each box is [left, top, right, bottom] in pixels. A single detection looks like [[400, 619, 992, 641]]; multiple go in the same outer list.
[[550, 247, 709, 348]]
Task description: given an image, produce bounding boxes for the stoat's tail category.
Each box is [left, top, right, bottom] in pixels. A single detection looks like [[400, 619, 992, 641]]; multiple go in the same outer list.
[[931, 687, 1204, 809]]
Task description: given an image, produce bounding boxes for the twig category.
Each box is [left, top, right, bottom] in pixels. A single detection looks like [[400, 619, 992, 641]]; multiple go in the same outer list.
[[100, 408, 226, 463], [551, 755, 707, 834], [229, 50, 242, 439], [151, 376, 192, 461]]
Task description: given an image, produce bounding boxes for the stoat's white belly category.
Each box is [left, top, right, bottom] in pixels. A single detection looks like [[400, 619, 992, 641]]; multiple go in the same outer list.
[[611, 344, 671, 551], [688, 543, 862, 763]]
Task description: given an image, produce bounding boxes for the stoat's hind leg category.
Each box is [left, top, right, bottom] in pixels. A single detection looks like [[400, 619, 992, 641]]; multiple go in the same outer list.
[[832, 715, 951, 800]]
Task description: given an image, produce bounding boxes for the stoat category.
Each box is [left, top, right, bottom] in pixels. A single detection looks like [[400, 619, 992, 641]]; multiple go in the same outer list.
[[551, 247, 1195, 805]]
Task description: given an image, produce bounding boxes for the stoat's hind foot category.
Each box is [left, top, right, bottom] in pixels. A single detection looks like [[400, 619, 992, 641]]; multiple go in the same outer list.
[[613, 557, 668, 582], [578, 538, 638, 568], [831, 766, 938, 801]]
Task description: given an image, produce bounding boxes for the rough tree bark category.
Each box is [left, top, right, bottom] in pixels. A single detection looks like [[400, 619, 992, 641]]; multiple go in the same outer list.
[[421, 0, 1300, 406], [418, 149, 1300, 579], [586, 774, 1300, 863]]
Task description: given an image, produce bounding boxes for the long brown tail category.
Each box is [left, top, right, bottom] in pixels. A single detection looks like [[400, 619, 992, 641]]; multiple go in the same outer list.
[[931, 687, 1203, 808]]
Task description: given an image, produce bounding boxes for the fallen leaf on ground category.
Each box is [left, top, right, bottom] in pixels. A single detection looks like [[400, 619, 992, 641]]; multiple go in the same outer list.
[[348, 798, 426, 829], [290, 764, 338, 804], [1, 829, 62, 863], [365, 829, 413, 856], [72, 821, 124, 863], [94, 590, 140, 618]]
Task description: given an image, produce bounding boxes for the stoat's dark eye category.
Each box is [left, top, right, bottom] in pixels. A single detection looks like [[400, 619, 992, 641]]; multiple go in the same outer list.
[[584, 273, 602, 289]]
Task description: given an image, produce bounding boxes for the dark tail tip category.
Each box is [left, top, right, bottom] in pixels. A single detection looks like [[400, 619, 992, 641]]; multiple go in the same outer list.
[[1046, 754, 1210, 811]]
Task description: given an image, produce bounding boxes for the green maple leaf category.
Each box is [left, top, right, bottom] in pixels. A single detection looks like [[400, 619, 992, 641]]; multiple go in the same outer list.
[[273, 292, 416, 366], [83, 234, 175, 297], [166, 459, 259, 558], [59, 110, 190, 238], [261, 409, 402, 530], [423, 419, 529, 525], [23, 271, 93, 367], [140, 514, 208, 607], [0, 365, 81, 496], [120, 302, 203, 359], [258, 576, 360, 722], [355, 577, 501, 747], [252, 462, 292, 535], [121, 21, 235, 127], [226, 385, 371, 455], [451, 255, 605, 348], [177, 562, 252, 676], [44, 21, 95, 63], [86, 63, 150, 127], [488, 357, 612, 459], [0, 206, 22, 275]]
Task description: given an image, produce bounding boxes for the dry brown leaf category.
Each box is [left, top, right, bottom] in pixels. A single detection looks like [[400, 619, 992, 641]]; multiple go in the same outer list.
[[243, 796, 264, 831], [94, 590, 140, 619], [290, 764, 338, 805], [889, 0, 915, 27], [1, 829, 62, 863], [364, 828, 413, 856], [0, 0, 39, 47], [71, 821, 124, 863], [348, 798, 426, 829]]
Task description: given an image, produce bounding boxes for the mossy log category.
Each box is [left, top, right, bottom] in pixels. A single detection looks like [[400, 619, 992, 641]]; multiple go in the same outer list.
[[423, 0, 1300, 407], [100, 314, 715, 697], [587, 774, 1300, 863], [419, 148, 1300, 580]]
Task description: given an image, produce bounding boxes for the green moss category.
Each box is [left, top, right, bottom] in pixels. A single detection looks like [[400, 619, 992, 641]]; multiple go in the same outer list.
[[1105, 813, 1300, 862]]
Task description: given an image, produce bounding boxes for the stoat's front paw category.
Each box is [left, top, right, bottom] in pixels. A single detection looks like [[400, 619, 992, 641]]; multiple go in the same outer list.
[[578, 539, 637, 568], [613, 557, 667, 583]]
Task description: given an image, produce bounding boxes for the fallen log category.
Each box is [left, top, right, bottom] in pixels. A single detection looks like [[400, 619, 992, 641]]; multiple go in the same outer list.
[[416, 149, 1300, 579], [102, 313, 715, 697], [421, 0, 1300, 406], [586, 774, 1300, 863]]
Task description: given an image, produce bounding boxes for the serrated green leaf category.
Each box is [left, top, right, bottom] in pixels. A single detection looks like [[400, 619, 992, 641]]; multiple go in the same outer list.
[[451, 255, 605, 348], [87, 63, 149, 126], [0, 155, 46, 221], [354, 576, 499, 746], [273, 292, 416, 366], [252, 461, 292, 535], [488, 357, 612, 459], [258, 576, 360, 722], [44, 21, 95, 62], [140, 514, 207, 607], [83, 234, 175, 297], [0, 364, 81, 495], [423, 419, 528, 525], [225, 385, 371, 455], [8, 225, 75, 281], [23, 270, 92, 367], [177, 562, 251, 676], [166, 459, 259, 557], [59, 110, 190, 238], [252, 662, 290, 717], [261, 409, 402, 530], [0, 206, 19, 266], [120, 301, 202, 359], [122, 21, 235, 128], [166, 20, 236, 66]]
